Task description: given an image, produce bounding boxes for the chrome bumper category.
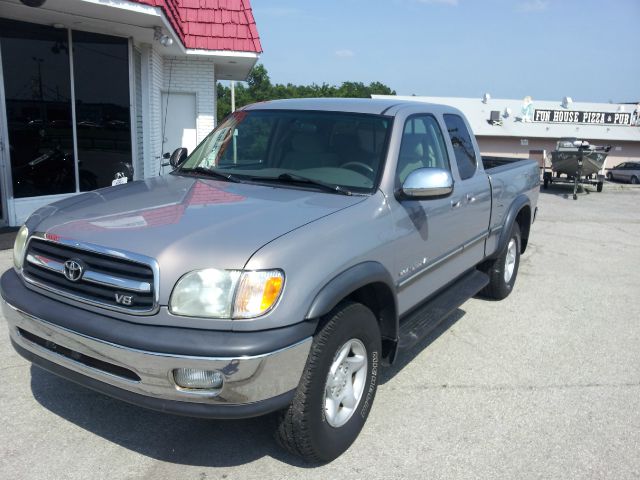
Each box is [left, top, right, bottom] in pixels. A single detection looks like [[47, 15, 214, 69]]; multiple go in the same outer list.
[[2, 299, 311, 406]]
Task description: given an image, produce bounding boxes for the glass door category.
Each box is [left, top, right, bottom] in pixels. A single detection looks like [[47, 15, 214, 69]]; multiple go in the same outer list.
[[0, 19, 76, 199], [0, 41, 9, 226]]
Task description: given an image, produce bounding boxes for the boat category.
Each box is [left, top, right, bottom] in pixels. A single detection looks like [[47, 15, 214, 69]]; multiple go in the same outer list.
[[550, 138, 611, 177], [543, 138, 611, 199]]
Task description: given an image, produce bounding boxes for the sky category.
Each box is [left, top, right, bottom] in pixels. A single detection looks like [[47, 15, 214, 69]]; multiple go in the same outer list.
[[249, 0, 640, 103]]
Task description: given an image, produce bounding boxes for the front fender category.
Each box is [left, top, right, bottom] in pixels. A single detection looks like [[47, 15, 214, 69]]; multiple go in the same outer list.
[[305, 261, 397, 322]]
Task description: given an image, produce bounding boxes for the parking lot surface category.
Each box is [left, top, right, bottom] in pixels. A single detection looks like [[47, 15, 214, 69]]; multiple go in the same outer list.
[[1, 185, 639, 480]]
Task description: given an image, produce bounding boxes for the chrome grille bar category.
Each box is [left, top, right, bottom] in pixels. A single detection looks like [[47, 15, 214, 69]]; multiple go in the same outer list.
[[26, 254, 152, 293]]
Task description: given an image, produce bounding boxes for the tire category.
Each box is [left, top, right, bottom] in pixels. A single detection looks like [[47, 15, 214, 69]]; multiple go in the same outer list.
[[631, 176, 639, 185], [606, 172, 613, 181], [480, 223, 521, 300], [597, 181, 603, 192], [275, 301, 381, 463]]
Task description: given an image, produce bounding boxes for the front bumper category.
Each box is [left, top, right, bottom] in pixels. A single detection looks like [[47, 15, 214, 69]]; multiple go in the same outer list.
[[1, 271, 313, 419]]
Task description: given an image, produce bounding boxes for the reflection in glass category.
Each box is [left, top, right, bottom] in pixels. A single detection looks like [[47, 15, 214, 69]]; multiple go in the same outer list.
[[72, 31, 132, 191], [0, 19, 75, 198]]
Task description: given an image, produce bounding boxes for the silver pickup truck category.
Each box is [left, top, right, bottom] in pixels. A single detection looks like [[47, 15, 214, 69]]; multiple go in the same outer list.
[[2, 98, 539, 462]]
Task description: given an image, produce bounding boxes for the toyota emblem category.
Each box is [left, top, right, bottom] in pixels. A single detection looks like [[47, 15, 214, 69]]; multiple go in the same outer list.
[[63, 259, 84, 282]]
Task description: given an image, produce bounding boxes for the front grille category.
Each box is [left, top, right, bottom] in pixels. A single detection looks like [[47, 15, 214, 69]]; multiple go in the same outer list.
[[18, 327, 141, 382], [23, 238, 156, 313]]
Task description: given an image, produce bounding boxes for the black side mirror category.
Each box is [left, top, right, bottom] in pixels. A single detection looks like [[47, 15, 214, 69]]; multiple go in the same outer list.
[[169, 148, 188, 168], [163, 152, 171, 159]]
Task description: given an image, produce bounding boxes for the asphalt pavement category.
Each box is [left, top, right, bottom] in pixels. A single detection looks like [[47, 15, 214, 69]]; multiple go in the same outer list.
[[1, 184, 639, 479]]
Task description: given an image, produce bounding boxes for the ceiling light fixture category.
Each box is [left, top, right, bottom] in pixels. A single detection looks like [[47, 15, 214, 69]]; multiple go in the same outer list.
[[154, 27, 173, 47]]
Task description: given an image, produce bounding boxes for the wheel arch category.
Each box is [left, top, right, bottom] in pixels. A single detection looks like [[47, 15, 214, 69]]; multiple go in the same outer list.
[[496, 195, 531, 255], [305, 262, 398, 364]]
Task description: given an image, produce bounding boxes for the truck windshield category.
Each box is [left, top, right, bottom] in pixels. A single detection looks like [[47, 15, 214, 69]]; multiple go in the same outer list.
[[177, 109, 392, 194]]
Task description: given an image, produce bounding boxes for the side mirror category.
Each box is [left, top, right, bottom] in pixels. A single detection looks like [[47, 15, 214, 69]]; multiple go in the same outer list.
[[401, 168, 453, 199], [169, 148, 188, 168]]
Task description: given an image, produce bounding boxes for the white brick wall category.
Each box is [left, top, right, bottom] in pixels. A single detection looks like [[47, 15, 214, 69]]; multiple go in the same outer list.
[[137, 50, 217, 177]]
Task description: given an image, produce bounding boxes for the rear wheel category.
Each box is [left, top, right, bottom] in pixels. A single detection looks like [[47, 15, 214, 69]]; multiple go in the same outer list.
[[480, 223, 521, 300], [275, 302, 381, 463], [606, 172, 613, 181]]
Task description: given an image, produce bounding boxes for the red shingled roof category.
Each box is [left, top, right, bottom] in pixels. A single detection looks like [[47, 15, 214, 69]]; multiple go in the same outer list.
[[131, 0, 262, 53]]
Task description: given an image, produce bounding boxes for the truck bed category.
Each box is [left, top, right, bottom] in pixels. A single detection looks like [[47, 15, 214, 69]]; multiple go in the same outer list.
[[482, 156, 532, 172]]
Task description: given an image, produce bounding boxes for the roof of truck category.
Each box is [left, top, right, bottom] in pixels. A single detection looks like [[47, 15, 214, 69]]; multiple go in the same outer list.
[[242, 97, 461, 116]]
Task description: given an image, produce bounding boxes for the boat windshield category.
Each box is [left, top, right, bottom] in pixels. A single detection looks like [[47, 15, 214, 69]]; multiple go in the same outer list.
[[176, 109, 392, 194]]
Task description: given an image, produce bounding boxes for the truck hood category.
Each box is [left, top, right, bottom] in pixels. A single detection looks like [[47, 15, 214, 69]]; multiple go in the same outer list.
[[29, 175, 366, 272]]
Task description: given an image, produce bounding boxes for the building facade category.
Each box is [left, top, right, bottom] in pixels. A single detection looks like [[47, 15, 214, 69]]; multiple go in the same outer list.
[[0, 0, 261, 226], [374, 94, 640, 170]]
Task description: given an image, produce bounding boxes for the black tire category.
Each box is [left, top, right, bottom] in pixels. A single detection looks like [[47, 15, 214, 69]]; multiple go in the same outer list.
[[543, 177, 549, 189], [606, 172, 613, 181], [275, 301, 381, 463], [480, 223, 521, 300], [631, 176, 639, 185], [596, 181, 603, 192]]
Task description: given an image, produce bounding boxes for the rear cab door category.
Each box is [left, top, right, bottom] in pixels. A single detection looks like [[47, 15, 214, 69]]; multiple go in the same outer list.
[[442, 113, 492, 267]]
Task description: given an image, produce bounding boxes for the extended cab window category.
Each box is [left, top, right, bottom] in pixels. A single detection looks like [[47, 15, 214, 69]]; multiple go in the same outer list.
[[397, 115, 449, 183], [443, 114, 477, 180]]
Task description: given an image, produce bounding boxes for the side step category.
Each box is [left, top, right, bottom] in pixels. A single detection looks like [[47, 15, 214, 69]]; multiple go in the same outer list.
[[397, 269, 489, 352]]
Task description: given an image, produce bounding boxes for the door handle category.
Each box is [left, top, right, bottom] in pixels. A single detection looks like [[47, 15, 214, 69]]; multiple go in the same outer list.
[[466, 193, 476, 204], [451, 199, 462, 209]]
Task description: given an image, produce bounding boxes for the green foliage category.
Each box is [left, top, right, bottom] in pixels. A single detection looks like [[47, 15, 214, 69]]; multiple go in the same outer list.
[[217, 64, 396, 121]]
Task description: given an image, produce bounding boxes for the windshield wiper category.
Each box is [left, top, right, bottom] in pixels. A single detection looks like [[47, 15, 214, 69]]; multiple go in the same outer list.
[[254, 173, 353, 196], [178, 167, 243, 183]]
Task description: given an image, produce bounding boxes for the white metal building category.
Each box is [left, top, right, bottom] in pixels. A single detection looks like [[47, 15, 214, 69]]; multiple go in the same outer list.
[[374, 94, 640, 170]]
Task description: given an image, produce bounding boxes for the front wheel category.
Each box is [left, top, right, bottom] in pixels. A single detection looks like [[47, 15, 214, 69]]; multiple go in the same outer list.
[[606, 172, 613, 181], [631, 176, 639, 185], [597, 181, 603, 192], [275, 302, 381, 463], [480, 223, 521, 300]]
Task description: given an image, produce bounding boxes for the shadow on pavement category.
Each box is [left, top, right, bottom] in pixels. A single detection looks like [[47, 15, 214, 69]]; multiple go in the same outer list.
[[538, 183, 594, 200], [380, 308, 465, 385], [29, 365, 311, 468], [29, 308, 467, 467]]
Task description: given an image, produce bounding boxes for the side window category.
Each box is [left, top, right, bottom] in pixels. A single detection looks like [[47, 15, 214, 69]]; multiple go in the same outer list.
[[397, 115, 450, 184], [443, 114, 477, 180]]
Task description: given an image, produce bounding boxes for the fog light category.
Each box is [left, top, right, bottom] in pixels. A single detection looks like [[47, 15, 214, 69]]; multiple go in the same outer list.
[[173, 368, 224, 390]]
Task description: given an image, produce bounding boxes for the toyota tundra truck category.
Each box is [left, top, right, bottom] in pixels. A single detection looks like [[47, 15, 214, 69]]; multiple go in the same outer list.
[[2, 98, 539, 462]]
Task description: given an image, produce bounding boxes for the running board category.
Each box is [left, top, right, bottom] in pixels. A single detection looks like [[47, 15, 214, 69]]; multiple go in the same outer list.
[[397, 269, 489, 352]]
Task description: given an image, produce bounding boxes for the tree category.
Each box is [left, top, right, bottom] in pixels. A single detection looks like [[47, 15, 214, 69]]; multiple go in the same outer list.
[[217, 64, 396, 121]]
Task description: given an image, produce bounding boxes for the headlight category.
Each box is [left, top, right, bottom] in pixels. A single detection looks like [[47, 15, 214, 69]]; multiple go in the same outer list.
[[169, 269, 284, 319], [12, 225, 29, 270]]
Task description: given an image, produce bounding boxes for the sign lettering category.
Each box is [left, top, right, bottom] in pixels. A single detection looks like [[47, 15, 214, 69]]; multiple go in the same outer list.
[[533, 109, 633, 126]]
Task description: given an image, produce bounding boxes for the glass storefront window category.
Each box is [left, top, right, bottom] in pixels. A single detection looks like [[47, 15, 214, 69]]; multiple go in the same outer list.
[[0, 19, 76, 198], [0, 19, 133, 199], [72, 31, 132, 191]]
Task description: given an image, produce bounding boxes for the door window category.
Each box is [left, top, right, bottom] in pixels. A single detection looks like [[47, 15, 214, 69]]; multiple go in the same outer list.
[[443, 114, 477, 180], [397, 115, 449, 184]]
